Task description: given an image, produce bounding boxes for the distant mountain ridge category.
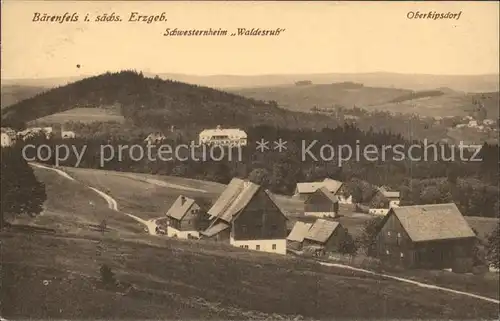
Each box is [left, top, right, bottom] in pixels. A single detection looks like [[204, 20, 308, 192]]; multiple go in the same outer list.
[[2, 71, 499, 92]]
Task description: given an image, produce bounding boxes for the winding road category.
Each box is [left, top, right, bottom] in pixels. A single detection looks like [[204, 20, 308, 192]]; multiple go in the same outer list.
[[30, 163, 158, 235], [319, 262, 500, 304]]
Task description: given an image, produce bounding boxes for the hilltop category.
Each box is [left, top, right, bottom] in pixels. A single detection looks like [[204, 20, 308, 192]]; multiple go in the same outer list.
[[0, 71, 334, 130]]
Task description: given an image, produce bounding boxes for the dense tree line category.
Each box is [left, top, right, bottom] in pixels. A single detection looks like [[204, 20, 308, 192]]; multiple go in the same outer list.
[[388, 90, 444, 103], [17, 122, 499, 218]]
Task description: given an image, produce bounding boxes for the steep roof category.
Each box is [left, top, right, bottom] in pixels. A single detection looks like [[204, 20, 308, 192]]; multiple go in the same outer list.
[[389, 203, 476, 243], [166, 195, 196, 220], [317, 187, 339, 203], [207, 178, 260, 223], [287, 222, 313, 242], [304, 219, 341, 244], [296, 178, 343, 194], [200, 222, 230, 237]]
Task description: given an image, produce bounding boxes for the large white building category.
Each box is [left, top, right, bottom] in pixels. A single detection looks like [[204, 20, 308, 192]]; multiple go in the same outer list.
[[199, 126, 247, 147]]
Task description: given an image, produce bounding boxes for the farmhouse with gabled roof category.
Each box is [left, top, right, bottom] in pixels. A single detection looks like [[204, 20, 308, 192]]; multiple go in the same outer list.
[[375, 203, 477, 271], [163, 195, 210, 239], [200, 178, 288, 255], [294, 178, 352, 204], [304, 187, 339, 218]]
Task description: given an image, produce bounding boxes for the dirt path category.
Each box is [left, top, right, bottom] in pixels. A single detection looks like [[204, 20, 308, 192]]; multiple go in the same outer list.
[[319, 261, 500, 304], [30, 163, 158, 235]]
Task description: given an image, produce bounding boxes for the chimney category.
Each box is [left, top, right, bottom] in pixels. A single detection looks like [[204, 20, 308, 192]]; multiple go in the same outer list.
[[181, 196, 186, 205]]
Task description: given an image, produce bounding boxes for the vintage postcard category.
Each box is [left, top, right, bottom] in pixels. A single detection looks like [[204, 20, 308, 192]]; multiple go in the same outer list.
[[1, 1, 499, 320]]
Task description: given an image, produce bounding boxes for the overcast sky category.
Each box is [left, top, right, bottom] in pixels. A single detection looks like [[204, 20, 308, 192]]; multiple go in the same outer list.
[[2, 1, 499, 79]]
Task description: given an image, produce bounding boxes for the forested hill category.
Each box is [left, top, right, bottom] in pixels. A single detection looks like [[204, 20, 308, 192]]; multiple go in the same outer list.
[[1, 70, 336, 130]]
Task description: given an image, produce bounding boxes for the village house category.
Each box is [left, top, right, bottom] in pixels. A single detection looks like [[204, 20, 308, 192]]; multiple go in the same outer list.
[[198, 125, 247, 147], [483, 119, 495, 126], [287, 221, 313, 251], [294, 178, 352, 204], [304, 187, 339, 218], [374, 203, 477, 271], [61, 130, 76, 139], [144, 132, 166, 146], [161, 195, 210, 239], [1, 128, 17, 147], [369, 187, 400, 216], [467, 120, 478, 128], [200, 177, 288, 255], [302, 219, 349, 255]]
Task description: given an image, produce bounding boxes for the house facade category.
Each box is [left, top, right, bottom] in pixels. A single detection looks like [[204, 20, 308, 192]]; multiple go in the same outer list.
[[200, 178, 288, 255], [304, 187, 339, 218], [369, 189, 400, 216], [374, 203, 477, 271], [164, 195, 210, 239], [1, 132, 14, 147], [199, 126, 247, 147]]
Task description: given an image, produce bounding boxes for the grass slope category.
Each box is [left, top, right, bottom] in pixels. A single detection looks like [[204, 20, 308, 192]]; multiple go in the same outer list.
[[2, 232, 499, 320], [231, 85, 499, 118], [2, 166, 499, 319], [10, 166, 143, 234], [28, 107, 126, 125], [63, 167, 224, 220], [231, 84, 411, 112]]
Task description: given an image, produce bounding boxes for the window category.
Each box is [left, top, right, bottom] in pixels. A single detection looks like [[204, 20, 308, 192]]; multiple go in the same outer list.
[[397, 232, 401, 238], [256, 245, 260, 250], [240, 245, 244, 248], [272, 244, 277, 250], [387, 231, 391, 236], [386, 249, 390, 255], [244, 245, 249, 249], [400, 252, 404, 258]]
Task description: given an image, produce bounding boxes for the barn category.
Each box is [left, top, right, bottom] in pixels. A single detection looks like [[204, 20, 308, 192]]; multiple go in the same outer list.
[[304, 187, 339, 218], [302, 219, 349, 255], [200, 178, 288, 255], [374, 203, 477, 271]]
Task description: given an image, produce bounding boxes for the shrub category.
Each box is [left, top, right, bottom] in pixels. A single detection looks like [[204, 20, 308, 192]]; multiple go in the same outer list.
[[100, 264, 116, 287]]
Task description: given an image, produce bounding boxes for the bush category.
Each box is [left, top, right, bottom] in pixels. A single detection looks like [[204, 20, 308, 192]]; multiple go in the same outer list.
[[100, 264, 116, 287]]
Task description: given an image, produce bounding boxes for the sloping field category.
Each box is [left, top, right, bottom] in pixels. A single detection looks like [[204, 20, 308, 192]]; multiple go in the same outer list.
[[231, 85, 411, 112], [28, 107, 125, 125], [63, 167, 222, 220], [366, 94, 470, 117], [2, 231, 499, 320], [10, 166, 143, 234]]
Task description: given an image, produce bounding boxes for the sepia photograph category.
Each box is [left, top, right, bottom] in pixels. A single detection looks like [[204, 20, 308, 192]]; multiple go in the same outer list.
[[1, 1, 499, 320]]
